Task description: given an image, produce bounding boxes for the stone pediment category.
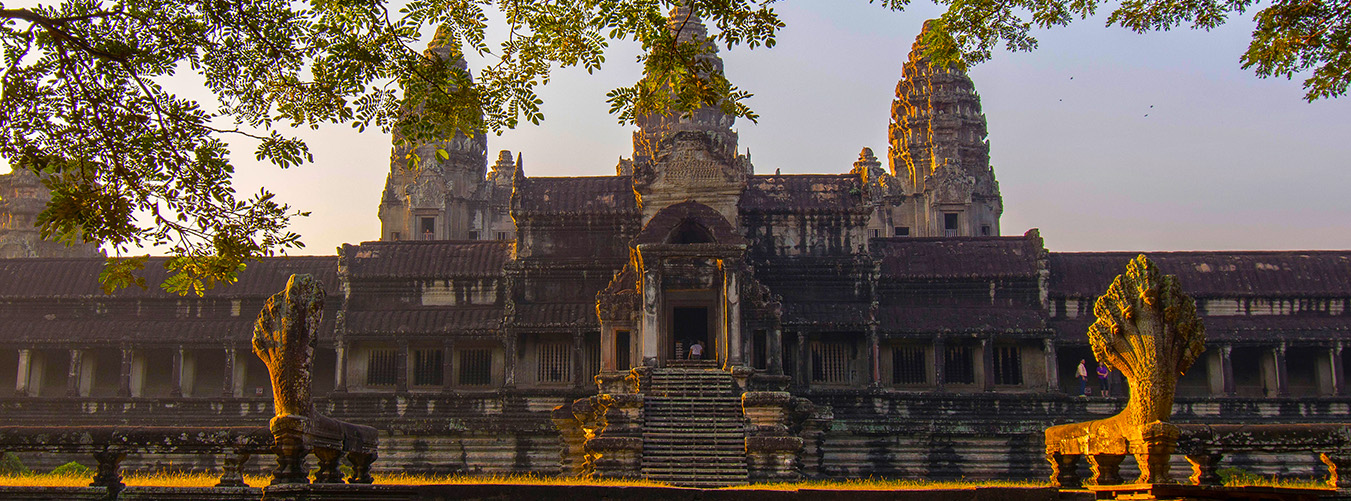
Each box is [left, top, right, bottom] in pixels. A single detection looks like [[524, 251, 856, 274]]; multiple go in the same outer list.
[[664, 136, 741, 187], [926, 159, 975, 205], [406, 171, 447, 208]]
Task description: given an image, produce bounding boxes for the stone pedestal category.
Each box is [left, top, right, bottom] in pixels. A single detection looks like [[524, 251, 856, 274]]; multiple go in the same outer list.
[[743, 391, 801, 482], [1047, 453, 1082, 488]]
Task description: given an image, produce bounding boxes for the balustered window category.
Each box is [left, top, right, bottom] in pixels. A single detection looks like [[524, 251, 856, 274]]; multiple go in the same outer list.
[[811, 341, 851, 384], [582, 333, 600, 381], [993, 344, 1022, 385], [458, 349, 492, 386], [537, 342, 570, 384], [945, 344, 975, 384], [366, 349, 398, 386], [892, 345, 926, 384], [412, 349, 444, 386]]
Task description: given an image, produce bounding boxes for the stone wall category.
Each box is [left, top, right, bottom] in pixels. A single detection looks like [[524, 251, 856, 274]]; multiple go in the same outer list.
[[3, 390, 1344, 479]]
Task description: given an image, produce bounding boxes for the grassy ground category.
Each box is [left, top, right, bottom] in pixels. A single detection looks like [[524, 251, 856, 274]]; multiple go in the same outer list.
[[0, 472, 1333, 490]]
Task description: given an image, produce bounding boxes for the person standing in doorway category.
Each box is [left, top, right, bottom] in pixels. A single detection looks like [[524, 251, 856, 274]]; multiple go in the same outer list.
[[1097, 362, 1111, 397], [689, 340, 704, 360], [1076, 359, 1088, 397]]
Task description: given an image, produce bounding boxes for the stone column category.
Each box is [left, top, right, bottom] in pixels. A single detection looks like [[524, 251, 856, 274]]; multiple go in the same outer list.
[[1220, 344, 1235, 396], [442, 339, 455, 391], [767, 327, 784, 375], [1273, 342, 1289, 397], [640, 268, 662, 367], [222, 345, 236, 397], [933, 337, 946, 390], [600, 325, 616, 372], [1043, 338, 1060, 392], [66, 349, 84, 397], [503, 334, 517, 387], [572, 330, 585, 389], [333, 340, 348, 393], [15, 348, 31, 397], [982, 337, 995, 391], [118, 347, 133, 397], [724, 267, 742, 367], [796, 332, 809, 387], [868, 326, 881, 386], [1331, 342, 1345, 396], [170, 346, 184, 397], [395, 340, 409, 393]]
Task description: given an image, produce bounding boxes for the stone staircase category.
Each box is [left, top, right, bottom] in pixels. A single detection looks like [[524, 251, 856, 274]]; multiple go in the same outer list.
[[641, 360, 749, 487]]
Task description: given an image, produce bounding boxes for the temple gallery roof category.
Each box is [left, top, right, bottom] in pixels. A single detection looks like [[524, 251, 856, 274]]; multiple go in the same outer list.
[[1049, 251, 1351, 298], [872, 234, 1044, 279], [740, 175, 864, 213], [341, 241, 511, 279], [514, 176, 638, 215], [0, 256, 338, 299]]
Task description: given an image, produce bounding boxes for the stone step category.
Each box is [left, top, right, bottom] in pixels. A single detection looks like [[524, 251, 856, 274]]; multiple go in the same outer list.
[[645, 453, 751, 461], [642, 468, 748, 477], [646, 399, 740, 404], [643, 431, 745, 438], [640, 418, 740, 426], [640, 421, 740, 429], [643, 471, 748, 480]]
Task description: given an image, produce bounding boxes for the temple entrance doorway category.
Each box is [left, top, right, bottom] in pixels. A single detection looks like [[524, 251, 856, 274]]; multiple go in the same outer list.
[[672, 306, 710, 362]]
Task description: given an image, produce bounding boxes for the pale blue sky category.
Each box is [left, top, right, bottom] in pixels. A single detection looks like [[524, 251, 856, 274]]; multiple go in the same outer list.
[[5, 2, 1351, 253]]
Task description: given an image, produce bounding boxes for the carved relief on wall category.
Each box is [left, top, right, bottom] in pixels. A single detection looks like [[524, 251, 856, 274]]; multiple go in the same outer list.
[[927, 159, 975, 205], [406, 172, 447, 209]]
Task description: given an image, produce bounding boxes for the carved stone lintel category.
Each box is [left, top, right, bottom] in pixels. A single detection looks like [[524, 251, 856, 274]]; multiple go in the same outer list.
[[346, 451, 376, 484], [313, 447, 345, 484], [1088, 454, 1126, 486], [216, 450, 251, 487], [1186, 452, 1224, 487], [91, 451, 126, 491]]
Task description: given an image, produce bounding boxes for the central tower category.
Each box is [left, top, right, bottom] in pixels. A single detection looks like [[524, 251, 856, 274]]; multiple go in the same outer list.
[[885, 22, 1002, 237]]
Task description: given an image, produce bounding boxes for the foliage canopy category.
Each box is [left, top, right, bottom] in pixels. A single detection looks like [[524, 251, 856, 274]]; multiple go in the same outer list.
[[0, 0, 1343, 294]]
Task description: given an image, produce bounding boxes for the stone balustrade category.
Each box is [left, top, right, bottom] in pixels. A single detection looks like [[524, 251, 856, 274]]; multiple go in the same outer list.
[[0, 425, 270, 491]]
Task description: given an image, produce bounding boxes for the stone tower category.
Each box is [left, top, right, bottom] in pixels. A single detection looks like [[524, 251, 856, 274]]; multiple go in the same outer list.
[[886, 22, 1001, 237], [0, 168, 101, 258], [377, 32, 489, 242], [629, 5, 753, 225]]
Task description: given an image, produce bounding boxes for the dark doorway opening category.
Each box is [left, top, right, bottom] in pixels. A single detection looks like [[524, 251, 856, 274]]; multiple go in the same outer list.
[[672, 307, 709, 360], [616, 330, 631, 370]]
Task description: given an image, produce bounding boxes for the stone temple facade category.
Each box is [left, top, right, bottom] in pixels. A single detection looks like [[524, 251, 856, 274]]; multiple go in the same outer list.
[[2, 13, 1351, 482]]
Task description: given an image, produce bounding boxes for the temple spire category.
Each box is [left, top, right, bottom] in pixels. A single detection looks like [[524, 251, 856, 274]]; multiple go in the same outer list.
[[632, 3, 736, 164], [884, 21, 1002, 237]]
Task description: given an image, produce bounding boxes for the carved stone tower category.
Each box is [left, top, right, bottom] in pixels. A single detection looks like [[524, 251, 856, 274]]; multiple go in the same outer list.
[[0, 168, 101, 258], [886, 22, 1002, 237], [629, 5, 753, 225], [377, 33, 489, 241]]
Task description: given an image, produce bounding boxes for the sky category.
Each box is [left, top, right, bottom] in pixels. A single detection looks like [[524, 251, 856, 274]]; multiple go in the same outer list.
[[5, 2, 1351, 255]]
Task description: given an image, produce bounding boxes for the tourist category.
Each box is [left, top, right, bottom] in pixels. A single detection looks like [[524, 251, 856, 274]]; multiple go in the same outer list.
[[689, 340, 704, 360], [1097, 363, 1111, 397], [1076, 359, 1088, 397]]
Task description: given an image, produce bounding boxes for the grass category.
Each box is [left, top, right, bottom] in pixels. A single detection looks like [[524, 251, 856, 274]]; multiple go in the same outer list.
[[0, 471, 1334, 490]]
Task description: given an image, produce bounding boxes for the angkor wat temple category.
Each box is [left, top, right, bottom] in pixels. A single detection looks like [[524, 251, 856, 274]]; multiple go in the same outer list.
[[2, 10, 1349, 484]]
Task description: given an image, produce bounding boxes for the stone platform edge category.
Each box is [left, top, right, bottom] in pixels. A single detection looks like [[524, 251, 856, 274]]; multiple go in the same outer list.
[[0, 484, 1064, 501]]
